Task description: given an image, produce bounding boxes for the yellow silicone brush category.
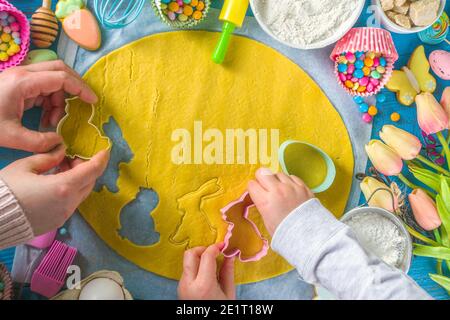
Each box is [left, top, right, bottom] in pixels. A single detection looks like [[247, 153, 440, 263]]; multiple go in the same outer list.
[[212, 0, 249, 64]]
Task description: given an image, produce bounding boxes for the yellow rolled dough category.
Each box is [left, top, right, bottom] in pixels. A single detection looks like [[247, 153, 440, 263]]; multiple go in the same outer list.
[[68, 31, 354, 284]]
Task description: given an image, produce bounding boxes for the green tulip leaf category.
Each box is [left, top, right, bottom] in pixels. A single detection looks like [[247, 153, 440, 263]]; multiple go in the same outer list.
[[413, 244, 450, 260], [436, 196, 450, 247], [429, 274, 450, 291], [409, 166, 441, 192]]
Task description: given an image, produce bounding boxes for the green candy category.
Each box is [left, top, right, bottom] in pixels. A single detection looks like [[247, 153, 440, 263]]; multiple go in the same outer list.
[[55, 0, 84, 19], [371, 70, 381, 80], [23, 49, 58, 65]]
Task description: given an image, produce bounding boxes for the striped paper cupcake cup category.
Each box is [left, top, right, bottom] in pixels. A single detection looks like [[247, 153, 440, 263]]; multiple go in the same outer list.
[[151, 0, 210, 29], [330, 28, 399, 97]]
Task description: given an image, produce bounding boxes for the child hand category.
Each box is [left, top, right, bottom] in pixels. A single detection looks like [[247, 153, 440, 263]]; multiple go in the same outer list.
[[0, 145, 109, 236], [178, 244, 235, 300], [0, 61, 98, 153], [248, 168, 314, 235]]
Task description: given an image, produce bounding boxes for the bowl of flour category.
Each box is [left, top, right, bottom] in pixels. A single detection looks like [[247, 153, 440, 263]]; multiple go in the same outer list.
[[250, 0, 365, 49], [341, 207, 412, 273]]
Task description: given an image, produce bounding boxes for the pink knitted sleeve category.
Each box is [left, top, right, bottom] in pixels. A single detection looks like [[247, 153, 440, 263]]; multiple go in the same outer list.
[[0, 179, 33, 250]]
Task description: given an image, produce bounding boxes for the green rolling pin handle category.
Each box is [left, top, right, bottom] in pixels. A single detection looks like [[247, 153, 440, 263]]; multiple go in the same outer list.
[[212, 21, 236, 64]]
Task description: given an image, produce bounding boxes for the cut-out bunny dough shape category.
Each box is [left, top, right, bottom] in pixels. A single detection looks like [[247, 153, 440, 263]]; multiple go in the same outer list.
[[68, 31, 354, 284], [57, 97, 111, 159]]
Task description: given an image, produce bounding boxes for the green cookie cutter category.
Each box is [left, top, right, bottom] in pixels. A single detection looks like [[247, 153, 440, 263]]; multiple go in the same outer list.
[[278, 140, 336, 193]]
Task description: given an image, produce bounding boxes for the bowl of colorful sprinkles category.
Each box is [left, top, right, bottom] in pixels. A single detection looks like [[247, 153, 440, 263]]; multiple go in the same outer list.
[[152, 0, 210, 28], [0, 0, 30, 71], [330, 28, 399, 97]]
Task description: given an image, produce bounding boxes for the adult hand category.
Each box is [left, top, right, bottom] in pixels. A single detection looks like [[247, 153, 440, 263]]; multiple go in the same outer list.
[[248, 168, 314, 235], [178, 244, 236, 300], [0, 145, 109, 236], [0, 60, 97, 153]]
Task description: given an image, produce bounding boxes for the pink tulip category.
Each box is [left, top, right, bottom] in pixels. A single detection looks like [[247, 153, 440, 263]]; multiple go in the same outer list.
[[440, 87, 450, 127], [409, 189, 442, 231], [415, 92, 449, 135], [365, 140, 403, 176], [379, 125, 422, 160]]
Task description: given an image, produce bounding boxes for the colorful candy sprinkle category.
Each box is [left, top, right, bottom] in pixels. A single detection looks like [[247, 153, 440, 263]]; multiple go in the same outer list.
[[0, 12, 21, 63], [368, 105, 378, 116], [362, 113, 373, 123], [391, 112, 401, 122], [161, 0, 206, 24], [336, 50, 389, 95]]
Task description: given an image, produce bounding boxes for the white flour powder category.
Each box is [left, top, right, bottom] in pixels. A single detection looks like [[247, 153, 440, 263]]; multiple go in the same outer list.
[[345, 212, 407, 268], [253, 0, 360, 47]]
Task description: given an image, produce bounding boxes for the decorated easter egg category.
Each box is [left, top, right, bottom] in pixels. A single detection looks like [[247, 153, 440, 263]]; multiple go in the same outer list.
[[429, 50, 450, 80], [23, 49, 58, 65]]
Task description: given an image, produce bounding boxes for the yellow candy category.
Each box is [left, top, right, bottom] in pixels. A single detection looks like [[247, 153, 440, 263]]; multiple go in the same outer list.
[[196, 1, 205, 11], [10, 44, 20, 54], [192, 10, 202, 20], [376, 66, 385, 74], [368, 105, 378, 116], [391, 112, 401, 122], [168, 2, 179, 12], [367, 51, 376, 59], [353, 82, 359, 90], [1, 33, 11, 43], [362, 66, 371, 76], [0, 43, 8, 51], [183, 5, 194, 16], [345, 80, 354, 88], [178, 13, 188, 22], [0, 51, 8, 61], [364, 57, 374, 67], [357, 86, 366, 92], [338, 56, 347, 64], [191, 0, 198, 7]]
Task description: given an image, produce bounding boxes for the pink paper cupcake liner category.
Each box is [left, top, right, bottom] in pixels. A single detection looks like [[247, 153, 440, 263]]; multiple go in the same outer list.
[[330, 28, 399, 97], [0, 0, 30, 72], [220, 192, 269, 263]]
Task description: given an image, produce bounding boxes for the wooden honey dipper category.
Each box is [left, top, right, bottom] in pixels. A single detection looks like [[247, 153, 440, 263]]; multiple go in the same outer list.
[[31, 0, 59, 48]]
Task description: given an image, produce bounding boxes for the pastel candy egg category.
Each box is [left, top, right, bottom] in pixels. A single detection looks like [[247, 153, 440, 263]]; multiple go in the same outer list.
[[0, 20, 8, 27], [370, 78, 379, 86], [345, 80, 354, 88], [193, 10, 203, 20], [376, 93, 387, 103], [337, 55, 347, 64], [160, 3, 168, 9], [379, 57, 387, 67], [353, 82, 359, 90], [345, 52, 356, 63], [168, 2, 180, 11], [3, 26, 11, 34], [12, 31, 20, 39], [7, 16, 16, 23], [6, 48, 15, 56], [346, 74, 352, 80], [338, 63, 347, 73], [177, 0, 184, 5], [371, 70, 381, 79], [359, 76, 369, 86], [359, 103, 369, 113], [357, 86, 366, 92], [10, 22, 19, 32], [183, 0, 192, 3], [347, 64, 355, 74], [362, 113, 373, 123], [391, 112, 401, 122], [0, 51, 8, 61], [354, 60, 364, 69], [339, 73, 347, 82], [367, 83, 375, 93], [0, 12, 8, 20], [373, 57, 380, 67], [183, 5, 194, 16], [429, 50, 450, 80], [351, 77, 358, 82], [9, 43, 20, 53], [368, 105, 378, 116], [23, 49, 58, 65], [364, 58, 374, 67], [197, 1, 205, 10], [367, 52, 376, 59], [176, 8, 183, 14], [353, 96, 364, 104], [1, 33, 11, 42], [167, 11, 176, 20], [355, 51, 364, 59], [362, 66, 371, 76], [0, 43, 8, 51], [354, 69, 364, 79], [376, 66, 385, 74], [178, 14, 188, 22]]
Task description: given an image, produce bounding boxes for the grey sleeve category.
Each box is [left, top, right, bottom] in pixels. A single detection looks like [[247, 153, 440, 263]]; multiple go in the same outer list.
[[271, 198, 432, 300]]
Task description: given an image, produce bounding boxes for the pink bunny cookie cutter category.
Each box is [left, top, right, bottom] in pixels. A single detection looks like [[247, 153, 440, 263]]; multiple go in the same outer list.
[[220, 192, 269, 262]]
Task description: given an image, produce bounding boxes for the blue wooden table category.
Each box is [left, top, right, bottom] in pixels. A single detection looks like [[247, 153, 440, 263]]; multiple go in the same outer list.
[[0, 0, 449, 300]]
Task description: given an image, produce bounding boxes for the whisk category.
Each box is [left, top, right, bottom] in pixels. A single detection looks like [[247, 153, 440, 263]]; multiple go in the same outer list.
[[93, 0, 145, 29]]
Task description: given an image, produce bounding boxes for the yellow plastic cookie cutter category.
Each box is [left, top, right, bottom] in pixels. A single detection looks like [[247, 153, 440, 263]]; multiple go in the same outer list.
[[57, 97, 111, 159], [278, 140, 336, 193]]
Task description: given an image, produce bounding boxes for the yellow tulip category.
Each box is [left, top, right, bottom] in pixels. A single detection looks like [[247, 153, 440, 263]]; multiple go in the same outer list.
[[379, 125, 422, 160], [409, 189, 441, 231], [365, 140, 403, 176], [415, 92, 449, 135], [360, 177, 398, 212]]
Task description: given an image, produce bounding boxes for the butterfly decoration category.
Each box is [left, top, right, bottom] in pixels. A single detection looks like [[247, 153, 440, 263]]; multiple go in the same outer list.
[[386, 45, 437, 106], [422, 131, 445, 166]]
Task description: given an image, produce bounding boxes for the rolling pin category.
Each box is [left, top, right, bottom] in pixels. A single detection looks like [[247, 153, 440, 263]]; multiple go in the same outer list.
[[31, 0, 59, 48], [212, 0, 249, 64]]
